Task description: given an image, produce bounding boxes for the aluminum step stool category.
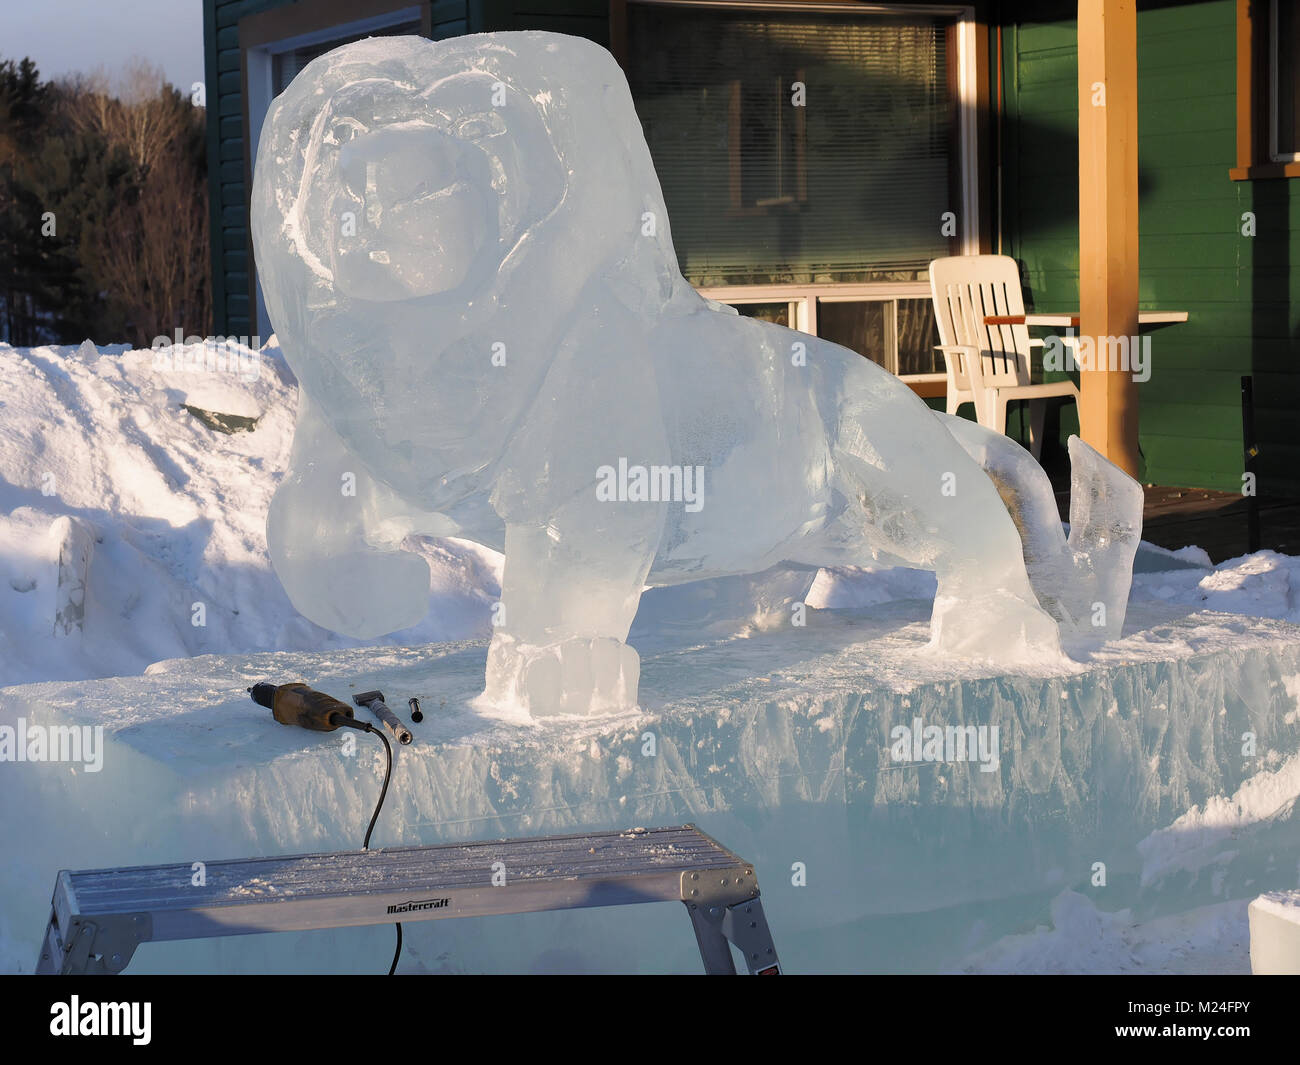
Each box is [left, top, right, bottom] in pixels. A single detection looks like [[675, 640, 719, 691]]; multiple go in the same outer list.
[[36, 824, 780, 974]]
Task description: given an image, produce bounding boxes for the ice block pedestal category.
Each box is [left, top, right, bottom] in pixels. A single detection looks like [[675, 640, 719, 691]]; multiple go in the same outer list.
[[3, 597, 1300, 974]]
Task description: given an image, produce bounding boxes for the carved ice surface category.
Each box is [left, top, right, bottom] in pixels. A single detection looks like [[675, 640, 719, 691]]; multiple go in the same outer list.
[[1062, 437, 1145, 640], [251, 31, 1140, 716], [940, 416, 1144, 645]]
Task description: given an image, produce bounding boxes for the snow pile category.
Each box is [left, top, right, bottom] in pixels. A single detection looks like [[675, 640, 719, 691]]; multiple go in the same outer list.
[[960, 893, 1251, 975], [1137, 750, 1300, 889], [0, 339, 501, 687], [1131, 549, 1300, 623]]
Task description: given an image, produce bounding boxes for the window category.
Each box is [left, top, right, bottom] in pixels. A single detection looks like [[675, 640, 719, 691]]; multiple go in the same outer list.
[[723, 289, 941, 376], [1269, 0, 1298, 162], [621, 1, 975, 380], [1231, 0, 1300, 178], [270, 18, 422, 97], [728, 72, 808, 213]]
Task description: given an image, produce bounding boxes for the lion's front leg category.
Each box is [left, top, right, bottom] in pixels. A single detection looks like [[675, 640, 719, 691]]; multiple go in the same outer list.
[[267, 394, 432, 638], [482, 522, 656, 717]]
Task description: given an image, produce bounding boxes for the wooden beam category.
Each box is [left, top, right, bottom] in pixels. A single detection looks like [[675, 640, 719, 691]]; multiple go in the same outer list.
[[1235, 0, 1259, 170], [1077, 0, 1140, 476]]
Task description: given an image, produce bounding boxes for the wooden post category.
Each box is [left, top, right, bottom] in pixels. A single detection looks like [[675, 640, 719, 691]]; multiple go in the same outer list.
[[1077, 0, 1140, 476]]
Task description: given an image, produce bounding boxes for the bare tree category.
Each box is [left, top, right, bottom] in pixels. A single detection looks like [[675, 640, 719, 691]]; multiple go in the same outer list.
[[60, 61, 185, 172], [99, 151, 210, 342], [63, 58, 211, 344]]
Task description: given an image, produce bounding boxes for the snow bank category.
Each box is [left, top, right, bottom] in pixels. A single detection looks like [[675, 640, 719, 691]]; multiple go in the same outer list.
[[0, 340, 501, 688], [1138, 751, 1300, 890], [960, 893, 1251, 975]]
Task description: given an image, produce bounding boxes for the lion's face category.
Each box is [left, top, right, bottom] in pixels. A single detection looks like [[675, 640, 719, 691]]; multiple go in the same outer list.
[[326, 112, 495, 301], [252, 33, 684, 503], [286, 62, 570, 307]]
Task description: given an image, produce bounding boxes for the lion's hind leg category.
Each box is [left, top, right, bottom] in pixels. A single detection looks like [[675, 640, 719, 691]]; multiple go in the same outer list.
[[828, 386, 1064, 665]]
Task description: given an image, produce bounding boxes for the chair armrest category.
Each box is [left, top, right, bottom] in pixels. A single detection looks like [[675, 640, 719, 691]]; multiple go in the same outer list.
[[1029, 331, 1078, 347], [933, 345, 983, 392]]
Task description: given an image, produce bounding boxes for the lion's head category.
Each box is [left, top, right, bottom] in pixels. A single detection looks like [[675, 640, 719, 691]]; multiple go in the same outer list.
[[251, 32, 685, 502]]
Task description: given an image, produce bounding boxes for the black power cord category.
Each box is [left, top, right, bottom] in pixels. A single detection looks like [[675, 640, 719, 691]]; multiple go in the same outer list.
[[361, 726, 393, 850], [249, 682, 402, 975], [359, 726, 402, 976]]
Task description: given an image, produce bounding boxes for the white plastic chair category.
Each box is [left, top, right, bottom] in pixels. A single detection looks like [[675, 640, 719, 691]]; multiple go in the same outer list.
[[929, 255, 1079, 460]]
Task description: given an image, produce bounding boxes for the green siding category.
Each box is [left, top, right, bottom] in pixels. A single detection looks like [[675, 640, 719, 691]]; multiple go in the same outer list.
[[1003, 0, 1300, 496], [467, 0, 609, 42], [207, 0, 301, 337]]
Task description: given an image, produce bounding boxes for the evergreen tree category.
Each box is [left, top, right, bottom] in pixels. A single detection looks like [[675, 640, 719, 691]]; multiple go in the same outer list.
[[0, 56, 210, 346]]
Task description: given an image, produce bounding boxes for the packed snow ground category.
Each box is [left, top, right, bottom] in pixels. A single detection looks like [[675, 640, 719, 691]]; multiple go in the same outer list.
[[2, 339, 1299, 973]]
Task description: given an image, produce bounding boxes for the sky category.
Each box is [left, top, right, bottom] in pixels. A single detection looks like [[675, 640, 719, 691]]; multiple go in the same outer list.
[[0, 0, 205, 94]]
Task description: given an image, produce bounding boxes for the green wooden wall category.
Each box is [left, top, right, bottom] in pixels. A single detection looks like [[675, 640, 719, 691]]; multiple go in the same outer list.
[[468, 0, 608, 43], [1002, 0, 1300, 494]]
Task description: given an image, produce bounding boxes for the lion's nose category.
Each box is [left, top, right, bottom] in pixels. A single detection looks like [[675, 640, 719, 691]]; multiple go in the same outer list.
[[328, 122, 491, 300], [338, 127, 462, 214]]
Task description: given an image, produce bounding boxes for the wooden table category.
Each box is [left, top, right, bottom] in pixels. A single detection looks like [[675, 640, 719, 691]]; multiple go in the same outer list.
[[984, 311, 1188, 328]]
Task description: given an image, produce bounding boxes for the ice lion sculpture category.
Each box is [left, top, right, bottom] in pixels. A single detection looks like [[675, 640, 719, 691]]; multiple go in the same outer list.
[[252, 31, 1142, 716]]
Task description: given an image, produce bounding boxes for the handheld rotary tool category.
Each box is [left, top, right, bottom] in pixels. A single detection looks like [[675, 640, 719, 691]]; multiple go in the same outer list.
[[248, 682, 375, 734]]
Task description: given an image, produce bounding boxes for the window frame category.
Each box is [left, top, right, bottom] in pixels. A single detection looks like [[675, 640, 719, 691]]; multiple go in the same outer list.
[[1231, 0, 1300, 179], [613, 0, 983, 386], [726, 70, 810, 215], [1267, 0, 1299, 164], [699, 280, 947, 393]]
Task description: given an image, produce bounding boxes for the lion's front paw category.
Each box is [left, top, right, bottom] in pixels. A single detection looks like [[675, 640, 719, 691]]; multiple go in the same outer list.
[[484, 633, 640, 717], [929, 589, 1063, 665]]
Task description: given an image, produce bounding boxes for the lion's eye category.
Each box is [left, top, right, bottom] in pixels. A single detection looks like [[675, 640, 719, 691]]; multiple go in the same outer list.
[[454, 113, 505, 140], [327, 119, 365, 147]]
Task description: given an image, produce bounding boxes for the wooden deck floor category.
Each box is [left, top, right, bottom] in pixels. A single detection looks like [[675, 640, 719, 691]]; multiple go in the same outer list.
[[1140, 487, 1300, 563], [1052, 483, 1300, 564]]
